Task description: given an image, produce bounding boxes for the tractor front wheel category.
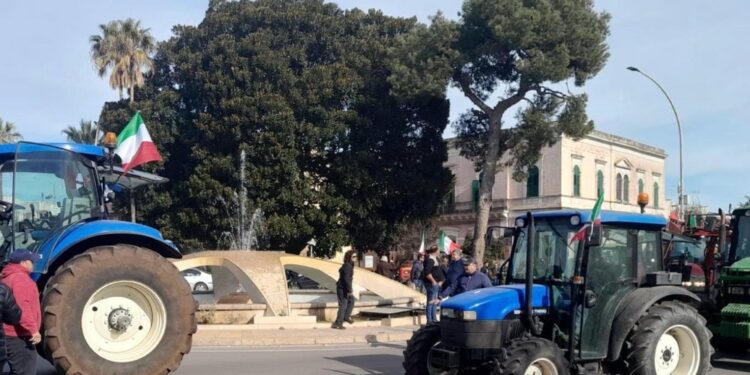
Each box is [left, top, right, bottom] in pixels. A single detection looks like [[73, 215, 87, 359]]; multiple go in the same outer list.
[[403, 323, 448, 375], [42, 245, 197, 375], [493, 337, 569, 375], [621, 300, 712, 375]]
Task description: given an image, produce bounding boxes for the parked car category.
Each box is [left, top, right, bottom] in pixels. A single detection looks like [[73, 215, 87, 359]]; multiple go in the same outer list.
[[182, 268, 214, 293], [286, 270, 321, 290]]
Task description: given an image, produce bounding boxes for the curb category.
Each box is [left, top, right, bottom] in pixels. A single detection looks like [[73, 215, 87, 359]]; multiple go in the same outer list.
[[193, 324, 418, 347]]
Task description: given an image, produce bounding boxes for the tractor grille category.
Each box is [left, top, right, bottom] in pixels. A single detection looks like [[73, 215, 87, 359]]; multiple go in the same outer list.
[[440, 318, 524, 349]]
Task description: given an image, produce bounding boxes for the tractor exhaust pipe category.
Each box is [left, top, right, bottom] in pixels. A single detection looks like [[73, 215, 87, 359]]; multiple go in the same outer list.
[[524, 212, 539, 335]]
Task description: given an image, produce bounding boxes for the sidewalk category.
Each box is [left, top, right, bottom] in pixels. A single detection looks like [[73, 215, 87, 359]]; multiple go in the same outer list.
[[193, 324, 419, 346]]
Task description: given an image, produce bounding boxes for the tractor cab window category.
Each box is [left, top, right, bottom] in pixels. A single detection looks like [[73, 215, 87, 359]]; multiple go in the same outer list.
[[511, 218, 579, 282], [636, 230, 661, 283], [0, 144, 100, 256], [733, 216, 750, 262]]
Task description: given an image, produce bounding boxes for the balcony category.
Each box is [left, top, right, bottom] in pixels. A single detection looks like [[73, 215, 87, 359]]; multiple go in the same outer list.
[[438, 199, 507, 214]]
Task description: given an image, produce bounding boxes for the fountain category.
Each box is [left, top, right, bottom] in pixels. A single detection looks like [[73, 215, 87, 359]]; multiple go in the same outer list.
[[217, 150, 268, 250], [181, 150, 425, 327]]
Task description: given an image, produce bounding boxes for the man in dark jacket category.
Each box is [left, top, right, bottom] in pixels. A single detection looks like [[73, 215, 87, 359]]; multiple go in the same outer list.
[[332, 250, 357, 329], [410, 253, 425, 293], [442, 248, 465, 293], [3, 249, 41, 375], [422, 246, 445, 323], [0, 281, 21, 372], [441, 257, 493, 298], [375, 256, 397, 280]]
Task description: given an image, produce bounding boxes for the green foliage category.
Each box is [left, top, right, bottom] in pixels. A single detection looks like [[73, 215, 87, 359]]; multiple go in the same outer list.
[[0, 117, 22, 144], [390, 0, 609, 263], [62, 120, 98, 144], [98, 0, 451, 255]]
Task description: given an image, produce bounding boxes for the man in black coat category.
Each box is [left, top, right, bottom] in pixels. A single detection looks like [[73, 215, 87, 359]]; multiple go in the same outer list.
[[332, 250, 357, 329], [0, 282, 22, 370]]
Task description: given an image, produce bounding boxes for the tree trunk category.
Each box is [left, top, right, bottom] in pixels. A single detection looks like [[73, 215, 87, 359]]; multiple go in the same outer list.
[[472, 114, 505, 266], [129, 85, 135, 104]]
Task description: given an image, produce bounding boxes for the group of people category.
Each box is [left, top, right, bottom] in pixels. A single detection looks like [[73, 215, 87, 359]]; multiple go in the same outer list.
[[332, 247, 495, 328], [414, 246, 492, 323], [0, 249, 43, 374], [415, 246, 492, 323]]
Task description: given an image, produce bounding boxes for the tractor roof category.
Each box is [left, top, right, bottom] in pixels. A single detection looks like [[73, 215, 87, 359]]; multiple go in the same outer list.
[[522, 209, 666, 228], [0, 143, 106, 162]]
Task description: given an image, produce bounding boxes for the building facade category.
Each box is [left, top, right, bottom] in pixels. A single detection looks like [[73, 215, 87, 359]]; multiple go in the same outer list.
[[438, 130, 669, 243]]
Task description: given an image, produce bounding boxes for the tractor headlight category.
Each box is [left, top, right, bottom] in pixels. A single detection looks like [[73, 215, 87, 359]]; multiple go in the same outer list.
[[461, 310, 477, 321], [729, 287, 746, 295], [441, 308, 455, 319]]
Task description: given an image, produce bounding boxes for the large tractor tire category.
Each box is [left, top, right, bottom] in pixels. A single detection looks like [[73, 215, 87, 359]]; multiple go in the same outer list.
[[493, 337, 569, 375], [403, 323, 448, 375], [621, 300, 712, 375], [42, 245, 197, 375]]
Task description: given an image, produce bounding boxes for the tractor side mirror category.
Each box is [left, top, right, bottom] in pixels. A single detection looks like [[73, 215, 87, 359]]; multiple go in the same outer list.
[[588, 224, 603, 247]]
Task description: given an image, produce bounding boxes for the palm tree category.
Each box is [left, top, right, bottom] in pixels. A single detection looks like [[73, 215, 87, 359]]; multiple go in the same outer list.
[[0, 117, 23, 144], [62, 120, 98, 144], [90, 18, 155, 103]]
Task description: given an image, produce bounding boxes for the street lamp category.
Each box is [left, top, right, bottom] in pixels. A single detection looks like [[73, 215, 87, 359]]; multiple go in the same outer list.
[[627, 66, 684, 220]]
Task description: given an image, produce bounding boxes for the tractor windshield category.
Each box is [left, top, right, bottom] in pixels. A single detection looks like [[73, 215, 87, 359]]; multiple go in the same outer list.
[[733, 215, 750, 261], [0, 143, 99, 256], [511, 218, 580, 282]]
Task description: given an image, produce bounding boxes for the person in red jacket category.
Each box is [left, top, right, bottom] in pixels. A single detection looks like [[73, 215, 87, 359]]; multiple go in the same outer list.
[[2, 249, 41, 375]]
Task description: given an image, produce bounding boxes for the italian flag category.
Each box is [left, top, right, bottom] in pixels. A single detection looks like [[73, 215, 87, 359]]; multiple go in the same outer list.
[[115, 112, 162, 173], [570, 191, 604, 244], [439, 231, 461, 254]]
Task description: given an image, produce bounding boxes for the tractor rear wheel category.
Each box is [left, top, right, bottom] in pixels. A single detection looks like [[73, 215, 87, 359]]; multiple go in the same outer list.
[[493, 337, 569, 375], [42, 245, 197, 375], [403, 323, 445, 375], [621, 300, 712, 375]]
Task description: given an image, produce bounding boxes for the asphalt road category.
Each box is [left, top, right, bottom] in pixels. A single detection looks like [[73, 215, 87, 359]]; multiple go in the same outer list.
[[17, 343, 750, 374]]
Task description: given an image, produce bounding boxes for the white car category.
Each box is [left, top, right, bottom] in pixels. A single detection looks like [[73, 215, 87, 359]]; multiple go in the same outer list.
[[182, 268, 214, 293]]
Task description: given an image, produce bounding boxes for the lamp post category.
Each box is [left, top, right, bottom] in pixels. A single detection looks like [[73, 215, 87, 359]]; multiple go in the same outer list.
[[627, 66, 684, 220]]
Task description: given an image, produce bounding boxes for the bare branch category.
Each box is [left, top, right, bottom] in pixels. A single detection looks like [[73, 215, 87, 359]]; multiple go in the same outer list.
[[535, 85, 567, 99], [494, 79, 531, 116], [456, 72, 493, 114]]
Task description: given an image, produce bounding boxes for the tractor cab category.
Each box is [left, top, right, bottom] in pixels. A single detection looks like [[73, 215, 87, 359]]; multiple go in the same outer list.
[[406, 209, 712, 375], [505, 210, 667, 360], [0, 143, 105, 261]]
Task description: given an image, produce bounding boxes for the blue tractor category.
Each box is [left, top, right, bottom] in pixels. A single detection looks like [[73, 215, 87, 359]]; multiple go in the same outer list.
[[404, 210, 713, 375], [0, 142, 195, 374]]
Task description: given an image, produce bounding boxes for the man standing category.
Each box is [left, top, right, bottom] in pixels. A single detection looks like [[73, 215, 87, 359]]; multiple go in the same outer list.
[[410, 253, 425, 293], [422, 246, 445, 323], [332, 250, 357, 329], [442, 248, 464, 294], [375, 255, 397, 280], [0, 279, 21, 372], [441, 257, 493, 298], [2, 249, 42, 375]]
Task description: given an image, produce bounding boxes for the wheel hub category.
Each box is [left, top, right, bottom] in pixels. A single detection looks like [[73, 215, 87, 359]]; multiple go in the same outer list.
[[108, 307, 133, 332], [82, 280, 167, 363], [524, 358, 558, 375], [654, 325, 700, 375]]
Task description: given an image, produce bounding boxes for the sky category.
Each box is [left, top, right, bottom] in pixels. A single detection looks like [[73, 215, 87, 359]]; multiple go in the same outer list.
[[1, 0, 748, 211]]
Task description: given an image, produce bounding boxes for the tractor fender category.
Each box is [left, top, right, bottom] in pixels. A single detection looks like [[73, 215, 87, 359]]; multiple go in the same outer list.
[[606, 286, 700, 361], [39, 220, 182, 282]]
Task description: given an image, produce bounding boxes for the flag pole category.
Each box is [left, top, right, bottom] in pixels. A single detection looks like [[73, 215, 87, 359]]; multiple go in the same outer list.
[[130, 190, 136, 223]]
